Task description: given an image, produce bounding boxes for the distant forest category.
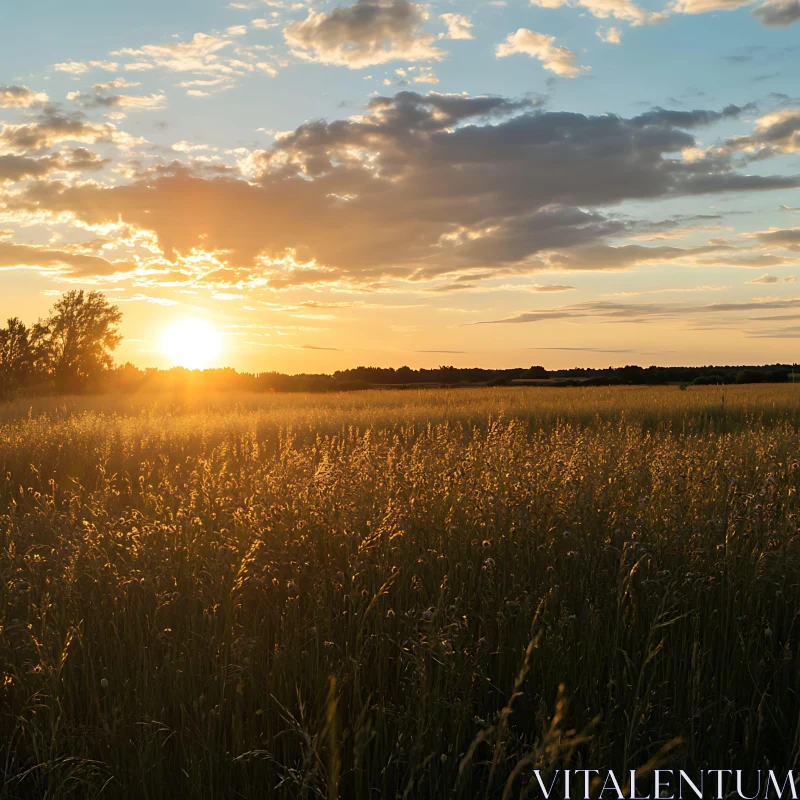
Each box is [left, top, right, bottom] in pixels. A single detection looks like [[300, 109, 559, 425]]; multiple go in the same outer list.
[[0, 291, 797, 396], [102, 362, 798, 394]]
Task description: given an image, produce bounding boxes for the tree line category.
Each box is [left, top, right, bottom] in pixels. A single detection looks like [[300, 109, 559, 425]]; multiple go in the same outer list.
[[1, 290, 796, 396]]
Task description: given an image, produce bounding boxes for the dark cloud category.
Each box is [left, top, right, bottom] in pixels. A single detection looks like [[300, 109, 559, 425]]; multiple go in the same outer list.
[[0, 148, 108, 184], [284, 0, 443, 68], [0, 241, 132, 276], [477, 297, 800, 325], [0, 154, 63, 183], [749, 327, 800, 338], [629, 103, 753, 128], [6, 92, 799, 285], [67, 90, 166, 111], [751, 0, 800, 26], [755, 227, 800, 250], [0, 106, 138, 153]]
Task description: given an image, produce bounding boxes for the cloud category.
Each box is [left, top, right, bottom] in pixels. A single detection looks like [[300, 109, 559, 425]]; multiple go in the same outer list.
[[672, 0, 800, 25], [495, 29, 588, 78], [670, 0, 751, 13], [755, 227, 800, 250], [67, 90, 167, 111], [532, 0, 667, 24], [0, 241, 132, 277], [112, 33, 234, 73], [5, 92, 799, 286], [0, 148, 108, 184], [96, 30, 281, 91], [752, 0, 800, 24], [700, 108, 800, 162], [53, 60, 120, 76], [91, 78, 142, 91], [477, 296, 800, 325], [597, 26, 622, 42], [0, 107, 145, 154], [577, 0, 669, 23], [0, 86, 49, 108], [412, 66, 438, 83], [546, 243, 730, 271], [747, 273, 797, 283], [532, 346, 638, 352], [118, 293, 179, 306], [440, 13, 474, 39], [284, 0, 444, 68]]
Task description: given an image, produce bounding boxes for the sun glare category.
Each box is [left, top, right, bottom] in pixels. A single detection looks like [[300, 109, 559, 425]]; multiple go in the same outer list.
[[160, 319, 223, 370]]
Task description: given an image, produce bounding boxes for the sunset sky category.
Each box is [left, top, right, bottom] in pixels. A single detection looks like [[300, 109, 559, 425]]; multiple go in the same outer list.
[[1, 0, 799, 372]]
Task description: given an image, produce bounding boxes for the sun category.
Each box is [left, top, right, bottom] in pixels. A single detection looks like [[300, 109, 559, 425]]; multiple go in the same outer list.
[[160, 319, 223, 370]]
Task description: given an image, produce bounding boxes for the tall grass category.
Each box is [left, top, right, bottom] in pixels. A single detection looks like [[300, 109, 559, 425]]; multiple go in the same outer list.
[[1, 386, 799, 797]]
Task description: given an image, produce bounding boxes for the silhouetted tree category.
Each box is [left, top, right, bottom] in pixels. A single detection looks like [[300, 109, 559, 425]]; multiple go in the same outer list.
[[33, 291, 122, 391], [0, 317, 35, 393]]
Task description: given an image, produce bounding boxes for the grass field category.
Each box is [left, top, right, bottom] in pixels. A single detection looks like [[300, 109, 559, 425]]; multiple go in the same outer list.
[[1, 385, 800, 798]]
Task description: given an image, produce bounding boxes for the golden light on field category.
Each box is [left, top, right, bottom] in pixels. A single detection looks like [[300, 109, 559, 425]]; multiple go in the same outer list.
[[160, 319, 223, 370]]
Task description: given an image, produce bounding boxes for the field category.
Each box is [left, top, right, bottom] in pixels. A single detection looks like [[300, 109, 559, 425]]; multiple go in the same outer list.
[[1, 385, 800, 798]]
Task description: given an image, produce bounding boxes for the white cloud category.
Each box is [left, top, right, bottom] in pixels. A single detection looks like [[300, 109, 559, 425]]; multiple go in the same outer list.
[[440, 13, 474, 39], [597, 26, 623, 41], [413, 66, 439, 83], [533, 0, 667, 24], [112, 33, 236, 74], [0, 86, 49, 108], [53, 60, 120, 77], [91, 77, 141, 91], [495, 29, 588, 78]]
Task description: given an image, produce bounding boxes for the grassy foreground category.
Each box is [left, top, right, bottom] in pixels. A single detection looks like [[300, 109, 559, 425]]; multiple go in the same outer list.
[[1, 385, 800, 797]]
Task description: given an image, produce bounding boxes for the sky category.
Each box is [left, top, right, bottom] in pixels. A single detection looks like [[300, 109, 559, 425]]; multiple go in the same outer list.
[[0, 0, 799, 373]]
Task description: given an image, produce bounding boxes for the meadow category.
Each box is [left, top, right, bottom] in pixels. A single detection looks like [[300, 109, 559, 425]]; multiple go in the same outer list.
[[1, 385, 799, 798]]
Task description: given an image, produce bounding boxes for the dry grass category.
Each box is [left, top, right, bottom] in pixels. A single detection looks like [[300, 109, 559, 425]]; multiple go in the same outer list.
[[1, 386, 799, 797]]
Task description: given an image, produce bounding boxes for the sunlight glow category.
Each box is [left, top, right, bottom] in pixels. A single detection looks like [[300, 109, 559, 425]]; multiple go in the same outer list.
[[160, 319, 223, 370]]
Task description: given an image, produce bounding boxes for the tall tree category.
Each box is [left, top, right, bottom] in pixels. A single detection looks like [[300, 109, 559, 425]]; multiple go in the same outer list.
[[0, 317, 35, 393], [34, 291, 123, 390]]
